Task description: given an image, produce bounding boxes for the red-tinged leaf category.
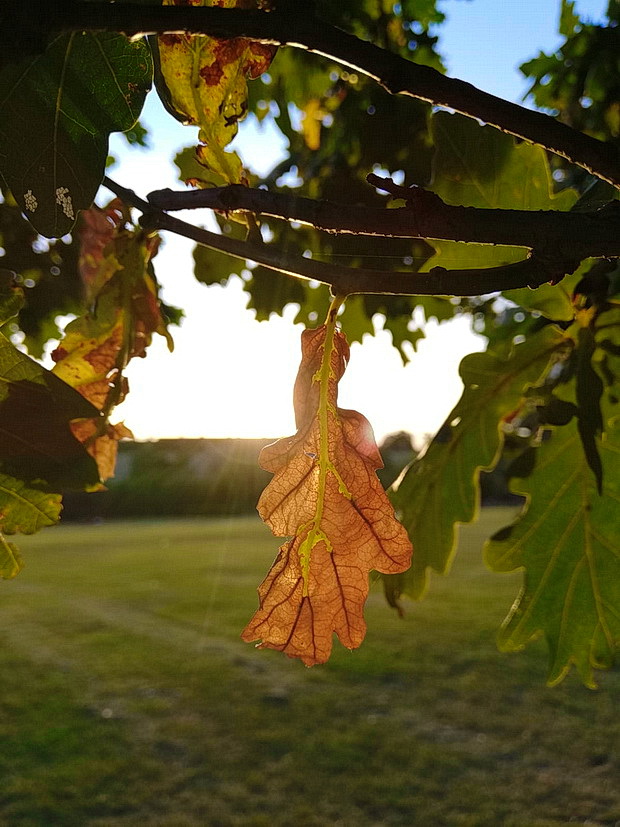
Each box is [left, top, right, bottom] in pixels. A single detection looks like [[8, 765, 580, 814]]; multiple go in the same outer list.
[[52, 203, 171, 480], [78, 198, 126, 300], [242, 317, 413, 665], [70, 419, 133, 483], [155, 0, 277, 186]]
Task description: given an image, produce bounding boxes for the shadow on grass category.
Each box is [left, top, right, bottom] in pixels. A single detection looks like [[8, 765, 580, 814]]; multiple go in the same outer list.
[[1, 511, 618, 826]]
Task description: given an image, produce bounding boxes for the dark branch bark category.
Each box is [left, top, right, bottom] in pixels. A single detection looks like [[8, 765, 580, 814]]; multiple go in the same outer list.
[[147, 179, 620, 259], [54, 2, 620, 186], [104, 177, 580, 298]]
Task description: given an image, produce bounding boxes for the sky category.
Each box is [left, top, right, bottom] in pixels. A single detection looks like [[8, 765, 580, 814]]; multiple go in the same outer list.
[[104, 0, 608, 445]]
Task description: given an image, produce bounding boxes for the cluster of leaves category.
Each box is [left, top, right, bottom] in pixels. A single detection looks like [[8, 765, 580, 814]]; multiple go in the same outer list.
[[522, 0, 620, 145], [0, 0, 619, 684], [190, 0, 453, 357], [0, 197, 175, 577]]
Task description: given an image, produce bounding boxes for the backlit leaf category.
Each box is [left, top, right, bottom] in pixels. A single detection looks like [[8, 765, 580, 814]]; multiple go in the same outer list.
[[389, 325, 567, 600], [52, 202, 172, 480], [301, 98, 324, 150], [560, 0, 581, 36], [242, 316, 413, 665], [337, 296, 375, 345], [0, 33, 151, 237], [0, 269, 24, 324], [0, 473, 62, 536], [155, 0, 277, 186], [0, 533, 22, 579], [423, 113, 578, 313], [484, 406, 620, 688]]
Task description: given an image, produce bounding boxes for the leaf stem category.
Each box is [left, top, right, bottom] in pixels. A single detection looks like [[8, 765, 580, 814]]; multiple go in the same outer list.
[[298, 297, 346, 594]]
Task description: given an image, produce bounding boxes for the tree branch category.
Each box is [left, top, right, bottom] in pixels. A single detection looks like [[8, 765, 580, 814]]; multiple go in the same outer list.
[[104, 176, 580, 298], [54, 2, 620, 186], [147, 178, 620, 259]]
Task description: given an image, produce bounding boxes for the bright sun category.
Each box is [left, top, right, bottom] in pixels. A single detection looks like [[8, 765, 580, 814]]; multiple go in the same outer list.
[[114, 240, 484, 445]]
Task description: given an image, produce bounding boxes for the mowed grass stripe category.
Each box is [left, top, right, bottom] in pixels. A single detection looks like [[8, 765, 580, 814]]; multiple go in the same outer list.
[[0, 512, 618, 827]]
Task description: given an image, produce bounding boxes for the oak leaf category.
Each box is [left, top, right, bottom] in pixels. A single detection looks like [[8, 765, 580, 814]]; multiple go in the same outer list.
[[242, 323, 413, 665], [52, 203, 172, 480], [156, 0, 277, 186]]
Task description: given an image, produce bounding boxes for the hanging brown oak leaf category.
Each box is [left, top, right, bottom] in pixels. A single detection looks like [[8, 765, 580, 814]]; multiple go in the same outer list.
[[242, 321, 413, 665]]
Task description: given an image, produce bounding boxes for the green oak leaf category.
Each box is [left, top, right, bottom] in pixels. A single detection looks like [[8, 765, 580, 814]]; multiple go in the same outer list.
[[0, 269, 24, 324], [338, 295, 375, 345], [0, 531, 23, 579], [428, 111, 578, 218], [193, 216, 247, 286], [484, 404, 620, 688], [0, 333, 100, 490], [575, 326, 605, 492], [292, 282, 332, 328], [593, 306, 620, 400], [423, 112, 578, 314], [0, 32, 152, 238], [246, 267, 307, 321], [388, 325, 566, 599], [504, 276, 579, 322], [383, 315, 425, 364], [0, 473, 62, 536], [560, 0, 581, 36]]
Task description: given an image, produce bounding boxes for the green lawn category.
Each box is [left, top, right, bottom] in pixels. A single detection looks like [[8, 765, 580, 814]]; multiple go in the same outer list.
[[1, 510, 618, 826]]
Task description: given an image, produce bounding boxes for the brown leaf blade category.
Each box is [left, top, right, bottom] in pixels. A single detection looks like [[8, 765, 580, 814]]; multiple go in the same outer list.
[[242, 322, 412, 665]]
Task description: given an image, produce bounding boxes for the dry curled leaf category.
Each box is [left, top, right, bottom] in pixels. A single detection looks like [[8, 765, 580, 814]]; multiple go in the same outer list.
[[242, 320, 413, 665]]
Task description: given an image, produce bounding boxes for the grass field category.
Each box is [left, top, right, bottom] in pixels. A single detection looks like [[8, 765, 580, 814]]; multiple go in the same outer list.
[[0, 510, 618, 826]]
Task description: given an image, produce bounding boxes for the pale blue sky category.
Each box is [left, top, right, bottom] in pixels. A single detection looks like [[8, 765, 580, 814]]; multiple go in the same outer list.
[[106, 0, 608, 443], [438, 0, 607, 102]]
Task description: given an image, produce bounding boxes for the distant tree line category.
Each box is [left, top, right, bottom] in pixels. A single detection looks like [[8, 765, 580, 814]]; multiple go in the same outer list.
[[60, 434, 517, 521]]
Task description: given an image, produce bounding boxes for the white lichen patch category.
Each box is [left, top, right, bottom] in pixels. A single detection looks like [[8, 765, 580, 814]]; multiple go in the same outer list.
[[24, 190, 38, 212], [55, 186, 75, 220]]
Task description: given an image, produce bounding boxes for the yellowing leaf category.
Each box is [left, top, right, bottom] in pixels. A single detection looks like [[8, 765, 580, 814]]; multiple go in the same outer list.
[[70, 419, 133, 483], [0, 533, 22, 580], [0, 473, 62, 536], [156, 0, 277, 186], [301, 98, 324, 150], [242, 313, 413, 665], [52, 203, 172, 480]]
